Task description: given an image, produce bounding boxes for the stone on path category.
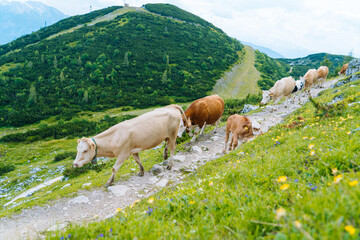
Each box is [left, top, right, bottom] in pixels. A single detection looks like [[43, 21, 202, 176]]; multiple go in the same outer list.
[[173, 155, 185, 161], [47, 223, 67, 232], [68, 195, 90, 204], [108, 185, 129, 197], [150, 164, 163, 175], [191, 146, 202, 153], [156, 179, 169, 188]]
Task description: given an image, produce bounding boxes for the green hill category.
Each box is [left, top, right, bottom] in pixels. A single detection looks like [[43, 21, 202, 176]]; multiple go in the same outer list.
[[0, 4, 243, 127]]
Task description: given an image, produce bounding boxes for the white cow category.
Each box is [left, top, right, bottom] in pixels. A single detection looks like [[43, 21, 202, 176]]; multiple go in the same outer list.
[[73, 104, 189, 187], [261, 76, 296, 109]]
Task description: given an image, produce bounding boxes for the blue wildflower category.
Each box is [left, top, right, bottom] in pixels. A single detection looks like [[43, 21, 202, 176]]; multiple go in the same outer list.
[[311, 186, 317, 191], [147, 207, 153, 215], [294, 179, 299, 183], [99, 233, 104, 237], [60, 237, 64, 240]]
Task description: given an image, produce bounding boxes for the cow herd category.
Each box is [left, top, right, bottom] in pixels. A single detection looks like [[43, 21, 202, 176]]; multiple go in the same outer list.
[[73, 63, 347, 187]]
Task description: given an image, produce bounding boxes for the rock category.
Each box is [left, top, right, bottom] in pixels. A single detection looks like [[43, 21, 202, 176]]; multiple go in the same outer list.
[[69, 195, 90, 204], [191, 146, 202, 154], [348, 101, 360, 106], [173, 155, 185, 162], [242, 104, 259, 114], [156, 179, 169, 187], [150, 164, 163, 175], [29, 167, 42, 174], [148, 176, 158, 184], [329, 95, 343, 105], [108, 185, 129, 197], [61, 183, 71, 189], [161, 160, 169, 165], [47, 223, 67, 232], [349, 74, 360, 82], [210, 135, 222, 141], [82, 183, 92, 187], [346, 59, 360, 76]]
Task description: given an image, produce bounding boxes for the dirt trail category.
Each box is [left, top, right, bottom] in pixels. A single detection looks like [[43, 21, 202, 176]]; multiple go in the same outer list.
[[0, 79, 339, 240]]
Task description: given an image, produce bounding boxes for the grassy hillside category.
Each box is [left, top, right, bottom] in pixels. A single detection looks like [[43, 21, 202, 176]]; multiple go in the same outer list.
[[0, 4, 242, 127], [279, 53, 353, 78], [212, 45, 261, 99], [48, 73, 360, 239]]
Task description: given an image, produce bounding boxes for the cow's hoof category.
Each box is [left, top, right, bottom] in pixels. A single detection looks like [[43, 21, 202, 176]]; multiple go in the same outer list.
[[138, 171, 144, 177], [166, 165, 172, 170]]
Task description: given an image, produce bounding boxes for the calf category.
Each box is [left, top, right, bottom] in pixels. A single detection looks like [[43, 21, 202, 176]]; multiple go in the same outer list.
[[184, 94, 225, 141], [73, 104, 188, 187], [224, 115, 254, 153]]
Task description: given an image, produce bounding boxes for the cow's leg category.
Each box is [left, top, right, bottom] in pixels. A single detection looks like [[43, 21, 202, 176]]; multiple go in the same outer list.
[[166, 137, 177, 170], [105, 153, 130, 188], [190, 126, 200, 142], [133, 153, 144, 177], [199, 122, 207, 135], [232, 134, 239, 151], [214, 119, 220, 133], [163, 139, 168, 160], [224, 128, 230, 153]]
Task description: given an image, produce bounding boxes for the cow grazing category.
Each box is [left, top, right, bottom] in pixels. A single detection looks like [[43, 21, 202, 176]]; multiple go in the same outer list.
[[301, 69, 318, 92], [224, 115, 254, 153], [73, 104, 189, 187], [339, 63, 349, 75], [184, 94, 225, 142], [316, 66, 329, 88], [260, 76, 296, 107]]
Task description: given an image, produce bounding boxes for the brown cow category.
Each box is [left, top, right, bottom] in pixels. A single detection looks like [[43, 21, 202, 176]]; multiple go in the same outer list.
[[73, 104, 189, 187], [316, 66, 329, 88], [184, 94, 225, 142], [224, 115, 254, 153], [339, 63, 349, 75]]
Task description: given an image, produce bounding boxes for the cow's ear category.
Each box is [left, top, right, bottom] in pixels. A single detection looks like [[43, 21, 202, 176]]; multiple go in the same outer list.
[[77, 139, 81, 143], [89, 141, 96, 148]]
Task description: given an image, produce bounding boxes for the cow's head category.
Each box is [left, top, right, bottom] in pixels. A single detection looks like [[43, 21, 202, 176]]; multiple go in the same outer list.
[[295, 78, 305, 91], [73, 138, 96, 168], [182, 115, 192, 133], [260, 90, 273, 105]]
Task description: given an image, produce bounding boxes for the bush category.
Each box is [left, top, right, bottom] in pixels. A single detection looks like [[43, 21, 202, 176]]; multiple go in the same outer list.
[[0, 162, 15, 176], [54, 151, 77, 162], [63, 162, 107, 178]]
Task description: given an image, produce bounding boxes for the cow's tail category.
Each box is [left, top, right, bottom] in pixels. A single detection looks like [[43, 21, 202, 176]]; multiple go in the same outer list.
[[171, 104, 188, 124]]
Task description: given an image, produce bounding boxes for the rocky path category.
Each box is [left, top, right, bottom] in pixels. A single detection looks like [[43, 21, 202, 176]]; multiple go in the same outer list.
[[0, 78, 339, 240]]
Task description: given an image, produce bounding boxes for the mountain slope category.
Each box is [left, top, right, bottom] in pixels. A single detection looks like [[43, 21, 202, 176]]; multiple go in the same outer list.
[[0, 1, 67, 44], [0, 4, 243, 127], [212, 45, 261, 99]]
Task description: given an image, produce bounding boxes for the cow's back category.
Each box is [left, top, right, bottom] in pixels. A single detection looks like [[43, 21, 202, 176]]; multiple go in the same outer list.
[[185, 95, 224, 127], [317, 66, 329, 79], [108, 106, 181, 152], [304, 69, 318, 89], [270, 77, 295, 98], [227, 114, 253, 137]]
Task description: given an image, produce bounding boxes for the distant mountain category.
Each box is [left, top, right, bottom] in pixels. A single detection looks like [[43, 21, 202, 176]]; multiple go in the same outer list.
[[242, 41, 284, 58], [0, 1, 67, 44]]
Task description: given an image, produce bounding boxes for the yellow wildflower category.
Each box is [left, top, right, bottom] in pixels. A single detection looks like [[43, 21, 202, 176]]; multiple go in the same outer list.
[[303, 136, 308, 139], [277, 176, 287, 183], [294, 221, 302, 228], [347, 131, 351, 135], [308, 144, 314, 149], [345, 225, 356, 236], [148, 197, 154, 204], [189, 201, 195, 204], [310, 137, 315, 140], [348, 180, 359, 186], [333, 174, 343, 184], [332, 168, 339, 175], [275, 207, 286, 220], [310, 150, 316, 156], [209, 181, 213, 186], [280, 184, 290, 190], [116, 208, 122, 213], [221, 189, 224, 192]]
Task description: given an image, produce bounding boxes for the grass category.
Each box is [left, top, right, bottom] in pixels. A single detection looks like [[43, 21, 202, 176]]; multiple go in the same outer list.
[[47, 77, 360, 239], [212, 45, 261, 99]]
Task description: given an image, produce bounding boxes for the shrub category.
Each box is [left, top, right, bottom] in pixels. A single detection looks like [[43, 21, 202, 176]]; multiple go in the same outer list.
[[54, 151, 77, 162], [0, 162, 15, 176]]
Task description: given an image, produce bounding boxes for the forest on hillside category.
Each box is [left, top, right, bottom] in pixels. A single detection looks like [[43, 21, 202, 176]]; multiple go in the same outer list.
[[0, 6, 242, 127]]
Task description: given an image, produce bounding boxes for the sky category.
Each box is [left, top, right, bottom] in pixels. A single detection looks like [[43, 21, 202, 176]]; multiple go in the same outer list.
[[5, 0, 360, 58]]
